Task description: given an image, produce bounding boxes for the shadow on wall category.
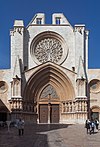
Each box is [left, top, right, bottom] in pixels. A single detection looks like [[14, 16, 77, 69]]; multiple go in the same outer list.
[[0, 99, 10, 121]]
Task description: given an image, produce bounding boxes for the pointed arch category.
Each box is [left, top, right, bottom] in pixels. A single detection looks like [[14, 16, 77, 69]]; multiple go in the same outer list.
[[40, 84, 59, 99], [23, 63, 75, 103]]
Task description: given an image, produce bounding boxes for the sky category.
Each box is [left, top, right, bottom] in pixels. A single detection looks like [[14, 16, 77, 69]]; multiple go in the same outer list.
[[0, 0, 100, 69]]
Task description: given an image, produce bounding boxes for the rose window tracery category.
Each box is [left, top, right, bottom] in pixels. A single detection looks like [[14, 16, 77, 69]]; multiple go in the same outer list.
[[34, 38, 63, 63]]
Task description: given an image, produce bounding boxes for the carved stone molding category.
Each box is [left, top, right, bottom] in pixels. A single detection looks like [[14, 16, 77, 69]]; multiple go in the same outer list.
[[0, 81, 8, 93], [89, 79, 100, 93]]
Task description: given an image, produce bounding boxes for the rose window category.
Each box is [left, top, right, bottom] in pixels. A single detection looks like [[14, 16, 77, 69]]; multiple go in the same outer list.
[[34, 38, 63, 63]]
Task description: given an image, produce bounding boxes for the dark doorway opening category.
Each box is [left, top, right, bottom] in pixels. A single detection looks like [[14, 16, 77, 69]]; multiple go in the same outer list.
[[0, 112, 7, 121], [91, 112, 99, 121]]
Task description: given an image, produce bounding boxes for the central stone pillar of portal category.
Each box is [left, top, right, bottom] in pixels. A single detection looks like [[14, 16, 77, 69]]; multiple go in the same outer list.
[[48, 94, 51, 124]]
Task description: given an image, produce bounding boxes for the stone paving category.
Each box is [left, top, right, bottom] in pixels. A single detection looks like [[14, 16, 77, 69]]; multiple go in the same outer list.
[[0, 123, 100, 147]]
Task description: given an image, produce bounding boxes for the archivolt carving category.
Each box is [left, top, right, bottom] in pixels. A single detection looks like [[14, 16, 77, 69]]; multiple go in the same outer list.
[[23, 63, 75, 102], [34, 38, 63, 63]]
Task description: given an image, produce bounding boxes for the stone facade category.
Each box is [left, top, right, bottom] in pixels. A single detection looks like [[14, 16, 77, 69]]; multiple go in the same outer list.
[[0, 13, 100, 124]]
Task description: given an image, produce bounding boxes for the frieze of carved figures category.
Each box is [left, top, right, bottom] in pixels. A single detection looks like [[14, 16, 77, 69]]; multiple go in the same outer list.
[[34, 38, 63, 63]]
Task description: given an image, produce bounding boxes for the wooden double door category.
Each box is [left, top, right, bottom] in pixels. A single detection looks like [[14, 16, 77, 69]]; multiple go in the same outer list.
[[39, 104, 59, 123]]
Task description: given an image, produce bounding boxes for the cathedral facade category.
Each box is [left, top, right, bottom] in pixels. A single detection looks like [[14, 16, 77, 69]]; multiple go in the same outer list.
[[0, 13, 100, 124]]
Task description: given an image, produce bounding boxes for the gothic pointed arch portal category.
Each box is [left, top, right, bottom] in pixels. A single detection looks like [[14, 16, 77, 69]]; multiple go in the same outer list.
[[23, 63, 75, 123], [39, 84, 60, 123]]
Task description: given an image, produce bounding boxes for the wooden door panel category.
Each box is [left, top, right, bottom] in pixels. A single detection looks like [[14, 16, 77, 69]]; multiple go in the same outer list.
[[39, 105, 48, 123], [51, 104, 59, 123]]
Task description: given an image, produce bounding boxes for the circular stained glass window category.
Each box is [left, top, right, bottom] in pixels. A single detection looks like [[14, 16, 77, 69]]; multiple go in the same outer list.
[[0, 81, 8, 93], [89, 79, 100, 93]]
